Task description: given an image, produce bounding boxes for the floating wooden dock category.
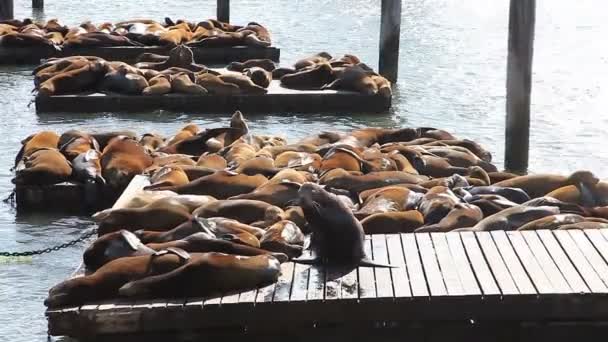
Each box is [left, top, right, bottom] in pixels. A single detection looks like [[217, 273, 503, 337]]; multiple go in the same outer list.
[[35, 80, 391, 114], [0, 45, 280, 65], [46, 228, 608, 341]]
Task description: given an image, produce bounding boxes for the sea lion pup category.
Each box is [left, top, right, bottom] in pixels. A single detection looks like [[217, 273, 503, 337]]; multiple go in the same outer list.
[[319, 168, 429, 194], [360, 210, 424, 234], [117, 252, 281, 300], [45, 250, 191, 308], [100, 136, 153, 190], [13, 148, 72, 186], [418, 186, 462, 224], [99, 66, 149, 95], [94, 204, 192, 236], [493, 170, 599, 199], [194, 199, 282, 224], [355, 186, 422, 219], [83, 230, 156, 271], [295, 182, 393, 267], [456, 205, 560, 232], [227, 59, 276, 72], [144, 165, 190, 190], [280, 62, 334, 89], [197, 154, 228, 169], [166, 123, 200, 146], [415, 204, 484, 233], [38, 61, 108, 96], [218, 72, 267, 94], [229, 181, 301, 208], [14, 131, 60, 168], [151, 170, 266, 199], [294, 52, 332, 70], [259, 220, 305, 259]]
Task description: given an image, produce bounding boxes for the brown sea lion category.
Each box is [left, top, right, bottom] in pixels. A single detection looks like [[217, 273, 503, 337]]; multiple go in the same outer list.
[[558, 222, 608, 230], [171, 73, 208, 94], [266, 169, 317, 185], [517, 214, 588, 231], [38, 61, 108, 96], [64, 32, 143, 47], [230, 156, 278, 177], [160, 217, 261, 248], [493, 170, 599, 199], [466, 194, 520, 217], [260, 220, 305, 259], [197, 154, 228, 170], [92, 131, 138, 150], [240, 22, 271, 47], [488, 171, 519, 184], [295, 182, 393, 267], [219, 72, 267, 94], [546, 181, 608, 207], [195, 72, 241, 95], [13, 148, 72, 186], [294, 52, 332, 70], [166, 123, 200, 146], [229, 181, 301, 208], [459, 205, 560, 232], [94, 204, 192, 236], [142, 74, 172, 95], [194, 199, 282, 224], [83, 230, 156, 271], [355, 186, 421, 219], [159, 127, 243, 156], [280, 62, 334, 89], [227, 59, 276, 72], [274, 151, 322, 171], [145, 165, 190, 190], [245, 67, 272, 88], [322, 64, 378, 95], [415, 204, 483, 233], [360, 210, 424, 234], [151, 170, 266, 199], [139, 133, 166, 153], [14, 131, 60, 168], [319, 147, 365, 173], [100, 136, 153, 190], [58, 131, 100, 161]]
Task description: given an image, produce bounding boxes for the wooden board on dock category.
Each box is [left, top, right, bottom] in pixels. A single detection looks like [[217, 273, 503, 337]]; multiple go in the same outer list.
[[46, 229, 608, 339], [35, 80, 391, 114], [0, 45, 280, 65]]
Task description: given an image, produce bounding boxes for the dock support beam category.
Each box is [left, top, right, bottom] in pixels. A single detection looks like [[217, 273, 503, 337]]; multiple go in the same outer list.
[[32, 0, 44, 9], [379, 0, 402, 83], [0, 0, 14, 20], [505, 0, 536, 174], [217, 0, 230, 23]]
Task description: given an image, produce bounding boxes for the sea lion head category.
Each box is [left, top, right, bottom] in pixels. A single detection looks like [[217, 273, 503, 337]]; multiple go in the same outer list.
[[568, 170, 599, 186], [83, 230, 154, 271]]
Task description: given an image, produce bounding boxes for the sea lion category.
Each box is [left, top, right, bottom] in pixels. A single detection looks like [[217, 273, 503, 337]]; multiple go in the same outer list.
[[360, 210, 424, 234], [418, 186, 461, 224], [296, 182, 392, 267], [197, 154, 228, 170], [140, 133, 166, 153], [160, 127, 243, 156], [245, 67, 272, 88], [457, 185, 531, 204], [230, 156, 279, 177], [229, 181, 301, 208], [99, 66, 149, 95], [195, 72, 241, 95], [319, 168, 429, 194], [170, 73, 208, 94], [94, 205, 192, 236], [355, 186, 421, 219], [322, 64, 378, 95], [493, 170, 599, 199], [83, 230, 156, 271], [14, 131, 60, 168], [92, 131, 138, 150], [227, 59, 276, 72], [13, 148, 72, 186], [151, 170, 266, 199], [194, 199, 282, 224], [415, 204, 484, 233], [259, 220, 305, 259], [142, 75, 172, 95], [185, 217, 261, 248], [38, 61, 108, 96], [460, 205, 560, 232], [240, 22, 271, 47], [280, 62, 334, 89], [166, 123, 200, 146], [101, 136, 153, 190], [219, 72, 267, 94], [546, 181, 608, 207], [71, 150, 105, 199], [145, 165, 190, 190], [266, 169, 317, 185], [517, 214, 587, 231], [58, 131, 100, 161]]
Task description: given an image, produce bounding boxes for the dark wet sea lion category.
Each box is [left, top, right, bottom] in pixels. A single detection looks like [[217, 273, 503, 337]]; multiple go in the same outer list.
[[461, 205, 560, 231], [227, 59, 276, 72], [493, 170, 598, 199], [415, 203, 483, 233], [194, 199, 282, 224], [13, 148, 72, 186], [83, 230, 155, 271], [280, 62, 334, 90], [99, 66, 149, 95], [517, 214, 587, 231], [464, 194, 518, 217], [295, 182, 393, 267], [72, 150, 105, 203], [245, 67, 272, 88], [360, 210, 424, 234], [458, 185, 531, 204]]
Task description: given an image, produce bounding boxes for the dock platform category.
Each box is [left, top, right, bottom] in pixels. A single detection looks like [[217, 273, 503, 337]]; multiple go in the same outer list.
[[0, 45, 280, 65], [35, 80, 391, 114], [46, 228, 608, 341]]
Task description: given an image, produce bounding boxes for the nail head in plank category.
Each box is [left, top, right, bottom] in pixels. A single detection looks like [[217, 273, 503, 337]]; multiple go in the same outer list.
[[476, 232, 518, 295], [290, 250, 311, 302], [552, 230, 607, 293], [401, 233, 429, 297], [491, 230, 536, 294], [372, 234, 394, 298], [506, 231, 554, 294], [520, 231, 571, 294], [445, 232, 481, 296], [460, 232, 500, 296], [536, 230, 589, 294], [416, 233, 447, 297], [386, 234, 411, 298], [585, 229, 608, 266], [270, 261, 295, 303], [358, 237, 377, 299], [431, 233, 465, 296], [568, 229, 608, 288]]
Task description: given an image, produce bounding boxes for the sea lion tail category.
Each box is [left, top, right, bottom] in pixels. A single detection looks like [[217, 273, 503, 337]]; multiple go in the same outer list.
[[358, 258, 397, 268]]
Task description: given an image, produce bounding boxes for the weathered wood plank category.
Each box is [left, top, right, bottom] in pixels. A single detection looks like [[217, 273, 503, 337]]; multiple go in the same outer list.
[[568, 230, 608, 289], [238, 288, 258, 304], [221, 291, 240, 305], [290, 250, 311, 302], [476, 232, 518, 295], [358, 237, 377, 299], [506, 231, 553, 294], [521, 231, 571, 294], [431, 233, 464, 296], [401, 233, 429, 297], [386, 234, 411, 298], [491, 231, 536, 294], [267, 261, 295, 303], [307, 264, 325, 301], [537, 230, 589, 294], [445, 233, 481, 296], [586, 229, 608, 264], [416, 233, 447, 297], [552, 230, 607, 293], [460, 232, 500, 296], [324, 267, 341, 301], [372, 234, 394, 298], [339, 263, 358, 300]]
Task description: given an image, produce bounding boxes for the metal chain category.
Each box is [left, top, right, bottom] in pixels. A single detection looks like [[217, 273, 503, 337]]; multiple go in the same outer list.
[[0, 228, 97, 257]]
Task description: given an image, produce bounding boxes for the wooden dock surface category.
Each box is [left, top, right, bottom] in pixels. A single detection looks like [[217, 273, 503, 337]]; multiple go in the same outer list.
[[0, 45, 280, 65], [35, 80, 391, 114], [46, 229, 608, 339]]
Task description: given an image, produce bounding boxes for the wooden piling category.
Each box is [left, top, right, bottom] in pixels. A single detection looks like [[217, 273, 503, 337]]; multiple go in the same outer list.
[[217, 0, 230, 23], [379, 0, 402, 83], [0, 0, 14, 20], [505, 0, 536, 174], [32, 0, 44, 9]]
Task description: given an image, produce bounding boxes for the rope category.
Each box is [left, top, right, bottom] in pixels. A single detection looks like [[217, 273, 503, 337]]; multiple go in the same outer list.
[[0, 228, 97, 257]]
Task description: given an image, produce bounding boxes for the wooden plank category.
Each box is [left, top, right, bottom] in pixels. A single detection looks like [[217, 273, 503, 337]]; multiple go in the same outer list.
[[601, 229, 608, 242], [307, 264, 325, 302], [521, 231, 571, 294], [204, 295, 222, 306], [431, 233, 464, 296], [491, 230, 536, 294], [358, 237, 377, 299], [324, 267, 341, 301], [35, 81, 391, 114], [290, 250, 311, 302], [569, 230, 608, 288], [372, 234, 394, 298], [460, 232, 500, 296], [217, 0, 230, 22], [476, 232, 518, 295], [339, 262, 358, 300], [504, 0, 536, 173], [386, 234, 411, 298], [445, 233, 481, 296], [536, 230, 589, 294], [379, 0, 402, 82], [586, 229, 608, 264], [401, 233, 429, 297], [220, 292, 240, 305], [238, 288, 258, 304], [506, 231, 553, 294], [271, 261, 295, 303], [552, 230, 607, 293], [416, 233, 447, 297]]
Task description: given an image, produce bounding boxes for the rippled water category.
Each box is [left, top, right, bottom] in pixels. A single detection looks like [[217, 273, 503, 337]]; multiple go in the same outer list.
[[1, 1, 607, 340]]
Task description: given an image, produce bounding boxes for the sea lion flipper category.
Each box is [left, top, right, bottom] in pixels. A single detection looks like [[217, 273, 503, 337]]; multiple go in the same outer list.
[[292, 256, 321, 265], [358, 258, 397, 268]]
